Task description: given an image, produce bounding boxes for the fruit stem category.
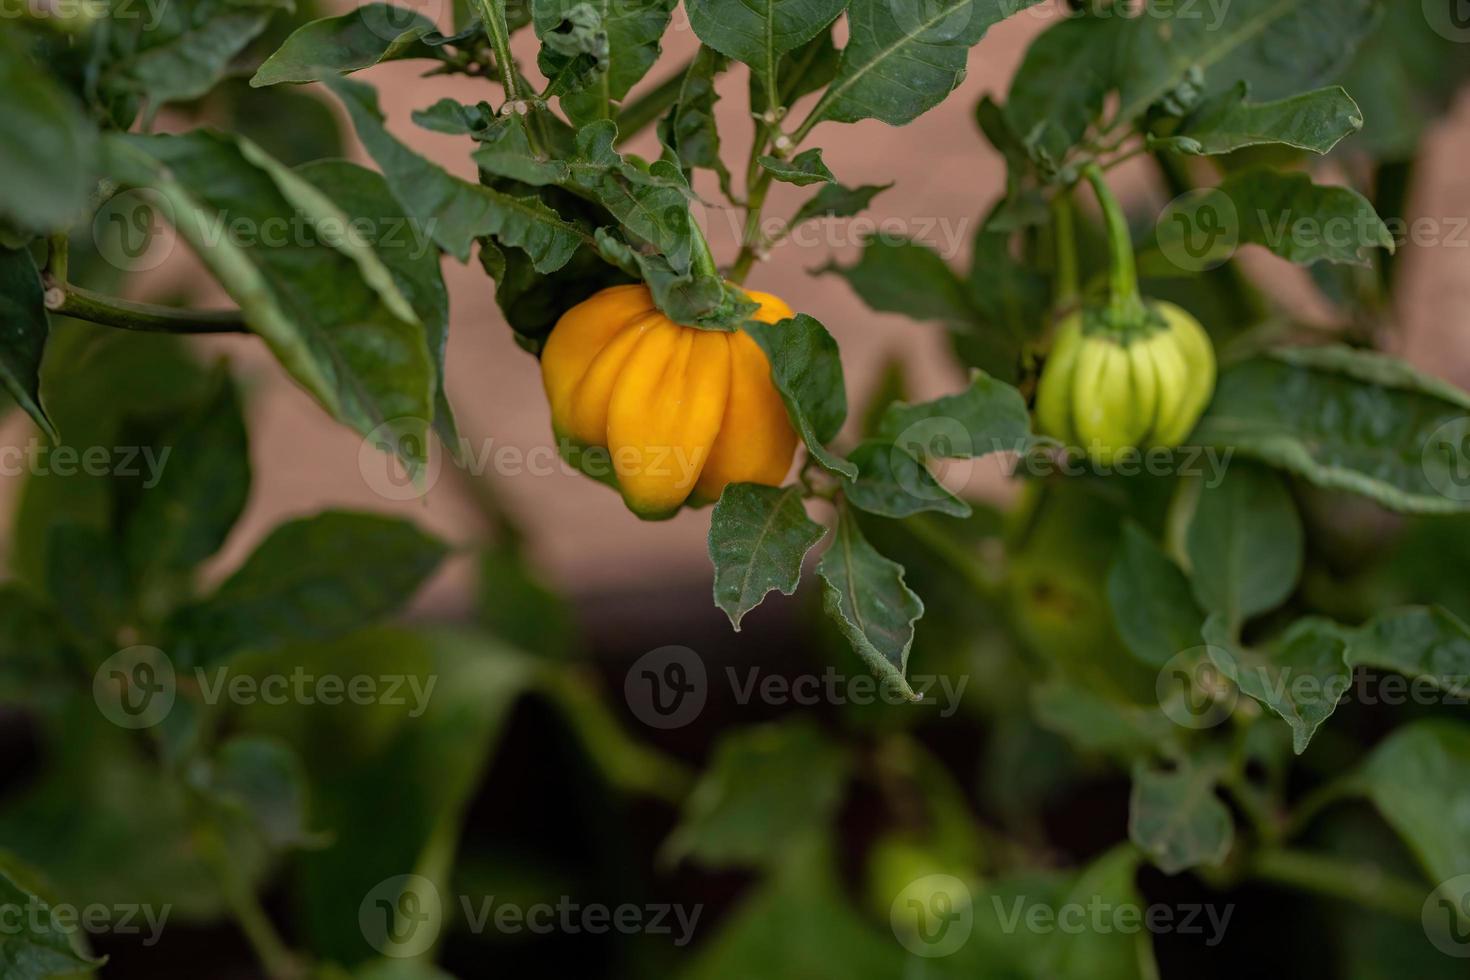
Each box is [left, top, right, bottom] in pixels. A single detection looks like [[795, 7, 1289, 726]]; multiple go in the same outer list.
[[1082, 164, 1144, 323], [1050, 188, 1079, 309]]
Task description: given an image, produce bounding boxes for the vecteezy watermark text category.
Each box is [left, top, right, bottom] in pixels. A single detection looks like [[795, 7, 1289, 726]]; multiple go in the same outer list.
[[0, 897, 171, 948], [0, 439, 170, 486]]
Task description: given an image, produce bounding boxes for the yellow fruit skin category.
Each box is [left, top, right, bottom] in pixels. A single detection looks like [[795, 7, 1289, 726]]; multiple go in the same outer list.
[[540, 285, 798, 519], [1033, 303, 1216, 462]]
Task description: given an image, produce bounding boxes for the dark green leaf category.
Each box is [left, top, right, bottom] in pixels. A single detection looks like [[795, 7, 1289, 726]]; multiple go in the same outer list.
[[532, 0, 675, 125], [45, 523, 130, 643], [568, 121, 696, 268], [476, 542, 580, 659], [708, 484, 827, 631], [104, 6, 280, 118], [1109, 523, 1206, 668], [412, 97, 495, 137], [686, 0, 846, 108], [1345, 606, 1470, 696], [252, 4, 441, 86], [663, 720, 851, 870], [104, 131, 436, 470], [122, 372, 249, 598], [1006, 12, 1126, 165], [815, 0, 1047, 126], [790, 181, 891, 224], [0, 247, 55, 440], [823, 234, 976, 327], [657, 46, 732, 196], [202, 735, 317, 850], [297, 159, 458, 449], [0, 32, 97, 234], [1186, 462, 1303, 625], [1193, 345, 1470, 514], [877, 369, 1031, 458], [0, 869, 104, 977], [742, 314, 854, 478], [483, 236, 633, 354], [1031, 680, 1177, 757], [1359, 720, 1470, 886], [0, 585, 73, 700], [168, 512, 448, 667], [817, 500, 923, 698], [1129, 754, 1234, 875], [1155, 83, 1363, 156], [757, 148, 834, 186], [325, 75, 591, 269], [842, 440, 971, 519], [594, 230, 755, 330], [1204, 614, 1350, 754]]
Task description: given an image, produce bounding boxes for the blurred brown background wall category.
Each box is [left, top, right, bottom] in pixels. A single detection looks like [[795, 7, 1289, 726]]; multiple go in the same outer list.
[[4, 2, 1468, 615]]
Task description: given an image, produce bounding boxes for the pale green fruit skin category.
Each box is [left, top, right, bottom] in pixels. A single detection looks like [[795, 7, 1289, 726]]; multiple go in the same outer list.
[[1034, 301, 1215, 462]]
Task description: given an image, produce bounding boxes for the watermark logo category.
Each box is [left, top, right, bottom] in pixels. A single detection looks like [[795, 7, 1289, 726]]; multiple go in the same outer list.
[[888, 0, 974, 43], [360, 875, 443, 958], [1422, 416, 1470, 504], [93, 645, 176, 729], [93, 188, 177, 273], [359, 418, 444, 502], [1425, 0, 1470, 42], [891, 875, 973, 958], [1156, 188, 1239, 273], [360, 0, 446, 43], [1423, 874, 1470, 958], [887, 416, 977, 505], [624, 645, 707, 729], [1156, 646, 1239, 730]]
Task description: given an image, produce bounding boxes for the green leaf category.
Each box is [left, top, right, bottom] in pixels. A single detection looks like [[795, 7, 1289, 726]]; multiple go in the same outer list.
[[0, 247, 56, 440], [842, 440, 971, 519], [1129, 754, 1234, 875], [817, 500, 924, 698], [686, 0, 847, 108], [111, 10, 280, 118], [823, 234, 977, 327], [790, 181, 891, 224], [411, 97, 495, 137], [476, 542, 579, 659], [567, 121, 696, 269], [1108, 523, 1206, 668], [45, 523, 130, 643], [595, 229, 754, 330], [0, 585, 74, 700], [0, 869, 104, 977], [742, 314, 854, 478], [325, 75, 591, 268], [1154, 83, 1363, 156], [0, 32, 97, 233], [121, 372, 249, 598], [532, 0, 675, 125], [877, 369, 1031, 458], [167, 511, 448, 667], [1193, 345, 1470, 514], [296, 159, 458, 450], [663, 720, 851, 870], [1204, 614, 1350, 754], [657, 46, 732, 196], [1143, 169, 1393, 272], [1359, 719, 1470, 887], [814, 0, 1047, 127], [201, 735, 317, 850], [1005, 12, 1126, 165], [1114, 0, 1380, 123], [1186, 462, 1303, 625], [1031, 680, 1177, 758], [251, 4, 440, 86], [708, 484, 827, 631], [757, 148, 834, 186], [1344, 606, 1470, 696], [753, 26, 843, 111], [104, 131, 437, 471]]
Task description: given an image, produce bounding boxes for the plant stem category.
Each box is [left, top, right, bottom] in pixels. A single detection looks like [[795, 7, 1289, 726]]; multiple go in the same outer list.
[[1082, 163, 1141, 319], [1281, 775, 1360, 840], [728, 170, 772, 284], [194, 817, 303, 979], [46, 281, 248, 334], [477, 0, 545, 155], [1050, 188, 1079, 308], [1250, 849, 1426, 921]]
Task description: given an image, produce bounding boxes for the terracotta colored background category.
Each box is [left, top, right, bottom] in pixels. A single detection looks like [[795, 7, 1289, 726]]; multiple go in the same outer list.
[[5, 4, 1469, 616]]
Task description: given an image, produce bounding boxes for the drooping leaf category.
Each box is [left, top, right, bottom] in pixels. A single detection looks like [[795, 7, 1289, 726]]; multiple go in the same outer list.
[[742, 314, 854, 478], [877, 369, 1031, 458], [790, 181, 892, 224], [1005, 11, 1127, 166], [686, 0, 847, 109], [103, 131, 436, 469], [1344, 606, 1470, 697], [1186, 462, 1303, 626], [657, 46, 732, 195], [325, 75, 591, 269], [0, 869, 105, 976], [532, 0, 675, 125], [251, 4, 441, 86], [817, 500, 924, 698], [1154, 83, 1364, 156], [296, 159, 458, 449], [757, 148, 834, 186], [664, 720, 852, 870], [1129, 754, 1234, 875], [1108, 523, 1206, 668], [842, 440, 971, 519], [823, 234, 977, 327], [0, 246, 56, 440], [167, 512, 448, 667], [594, 229, 754, 330], [1358, 720, 1470, 887], [1204, 614, 1350, 754], [567, 120, 695, 268], [813, 0, 1047, 127], [708, 484, 827, 631], [0, 32, 97, 234], [412, 97, 495, 138], [1193, 345, 1470, 515]]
